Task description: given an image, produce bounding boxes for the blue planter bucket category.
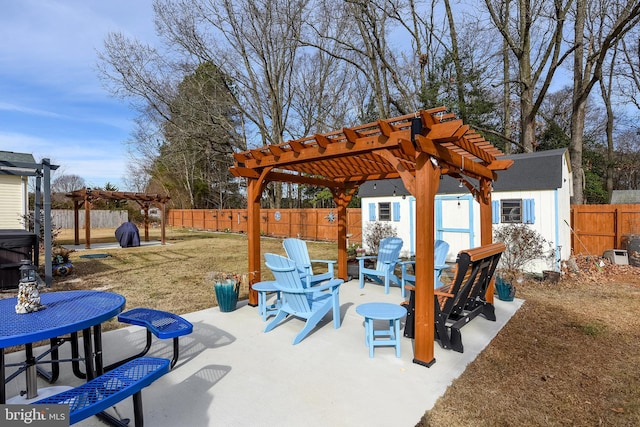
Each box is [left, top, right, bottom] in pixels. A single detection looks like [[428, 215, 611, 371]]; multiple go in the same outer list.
[[495, 276, 515, 301], [214, 281, 239, 312]]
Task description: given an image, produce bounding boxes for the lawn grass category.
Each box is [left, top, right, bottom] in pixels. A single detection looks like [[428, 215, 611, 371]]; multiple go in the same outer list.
[[39, 228, 640, 425]]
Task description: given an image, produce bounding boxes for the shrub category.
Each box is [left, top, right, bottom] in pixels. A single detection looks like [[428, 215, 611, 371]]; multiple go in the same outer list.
[[364, 222, 397, 254], [493, 223, 553, 280]]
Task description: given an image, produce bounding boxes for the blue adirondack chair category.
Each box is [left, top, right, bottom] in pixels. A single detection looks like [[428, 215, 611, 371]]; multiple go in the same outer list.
[[264, 253, 343, 345], [358, 237, 403, 295], [400, 239, 450, 296], [283, 238, 336, 287]]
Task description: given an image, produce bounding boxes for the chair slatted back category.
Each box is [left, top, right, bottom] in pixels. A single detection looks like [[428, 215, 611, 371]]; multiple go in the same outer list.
[[264, 253, 311, 313], [434, 239, 449, 267], [375, 237, 403, 271], [283, 238, 312, 276]]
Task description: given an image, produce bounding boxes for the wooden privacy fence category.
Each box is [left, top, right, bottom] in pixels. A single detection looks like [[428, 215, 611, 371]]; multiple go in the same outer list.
[[570, 204, 640, 255], [168, 208, 362, 245]]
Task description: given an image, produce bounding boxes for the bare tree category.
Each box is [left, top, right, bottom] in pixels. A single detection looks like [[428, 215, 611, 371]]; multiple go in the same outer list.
[[484, 0, 573, 152], [618, 31, 640, 110], [51, 174, 86, 193], [613, 128, 640, 190], [569, 0, 640, 203]]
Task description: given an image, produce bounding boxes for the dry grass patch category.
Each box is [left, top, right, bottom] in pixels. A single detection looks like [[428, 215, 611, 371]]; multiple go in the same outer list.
[[419, 271, 640, 426], [48, 228, 336, 332]]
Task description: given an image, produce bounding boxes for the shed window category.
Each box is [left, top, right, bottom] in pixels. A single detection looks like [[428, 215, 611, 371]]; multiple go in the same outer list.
[[501, 199, 522, 223], [378, 202, 391, 221]]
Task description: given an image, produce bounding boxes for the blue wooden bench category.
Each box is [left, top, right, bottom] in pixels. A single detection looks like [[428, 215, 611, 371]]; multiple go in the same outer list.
[[108, 308, 193, 370], [34, 357, 170, 426]]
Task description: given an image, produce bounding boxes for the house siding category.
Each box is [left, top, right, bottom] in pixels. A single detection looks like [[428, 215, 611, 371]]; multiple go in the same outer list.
[[0, 175, 28, 229]]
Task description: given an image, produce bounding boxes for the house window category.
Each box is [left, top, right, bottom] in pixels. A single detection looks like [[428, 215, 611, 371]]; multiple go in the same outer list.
[[378, 202, 391, 221], [501, 199, 522, 223]]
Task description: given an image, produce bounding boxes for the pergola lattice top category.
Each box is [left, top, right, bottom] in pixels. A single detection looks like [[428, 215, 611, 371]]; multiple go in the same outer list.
[[231, 106, 511, 188], [66, 189, 171, 204]]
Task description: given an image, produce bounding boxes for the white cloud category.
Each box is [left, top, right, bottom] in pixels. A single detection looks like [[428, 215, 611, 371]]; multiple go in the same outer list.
[[0, 101, 67, 119]]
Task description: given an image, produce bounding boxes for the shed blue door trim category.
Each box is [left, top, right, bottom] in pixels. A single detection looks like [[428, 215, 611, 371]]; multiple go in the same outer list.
[[368, 203, 376, 221], [435, 195, 474, 248]]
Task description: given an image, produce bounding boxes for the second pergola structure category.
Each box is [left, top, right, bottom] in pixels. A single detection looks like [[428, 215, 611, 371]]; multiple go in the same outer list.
[[230, 107, 513, 366], [66, 189, 170, 249]]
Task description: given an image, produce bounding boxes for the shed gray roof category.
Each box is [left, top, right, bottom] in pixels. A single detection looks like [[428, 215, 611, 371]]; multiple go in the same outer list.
[[610, 190, 640, 204], [359, 148, 569, 197]]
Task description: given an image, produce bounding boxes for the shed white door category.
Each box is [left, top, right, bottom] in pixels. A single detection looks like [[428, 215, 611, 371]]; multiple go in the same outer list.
[[435, 195, 475, 260]]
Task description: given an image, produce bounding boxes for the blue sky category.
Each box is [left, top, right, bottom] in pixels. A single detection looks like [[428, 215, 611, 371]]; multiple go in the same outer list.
[[0, 0, 156, 190]]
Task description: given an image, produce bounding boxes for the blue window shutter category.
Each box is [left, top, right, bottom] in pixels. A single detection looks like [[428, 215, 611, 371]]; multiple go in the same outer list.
[[492, 201, 500, 224], [393, 202, 400, 221], [368, 203, 376, 221], [524, 199, 535, 224]]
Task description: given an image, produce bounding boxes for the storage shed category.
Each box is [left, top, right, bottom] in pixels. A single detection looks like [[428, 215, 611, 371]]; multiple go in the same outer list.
[[360, 148, 573, 273]]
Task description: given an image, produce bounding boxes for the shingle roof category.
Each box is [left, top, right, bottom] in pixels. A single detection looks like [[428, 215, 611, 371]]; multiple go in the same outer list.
[[0, 150, 35, 164], [359, 148, 569, 197]]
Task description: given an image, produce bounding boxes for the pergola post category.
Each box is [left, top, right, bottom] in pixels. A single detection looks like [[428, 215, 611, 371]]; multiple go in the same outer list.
[[73, 200, 80, 245], [412, 153, 440, 367], [246, 179, 262, 306], [84, 191, 92, 249], [160, 202, 166, 245], [478, 177, 495, 303], [142, 204, 150, 242], [333, 187, 355, 281]]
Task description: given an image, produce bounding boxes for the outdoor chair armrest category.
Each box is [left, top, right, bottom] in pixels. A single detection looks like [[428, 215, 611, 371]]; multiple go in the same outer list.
[[274, 278, 342, 294], [310, 259, 336, 264], [434, 290, 455, 298]]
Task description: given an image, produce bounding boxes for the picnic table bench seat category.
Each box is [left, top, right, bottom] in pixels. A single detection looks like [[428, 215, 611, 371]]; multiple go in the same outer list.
[[403, 242, 505, 353], [34, 357, 170, 426], [109, 308, 193, 370]]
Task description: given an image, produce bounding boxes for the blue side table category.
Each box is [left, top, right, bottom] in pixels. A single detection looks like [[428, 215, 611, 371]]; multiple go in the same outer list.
[[356, 302, 406, 358], [252, 281, 281, 321]]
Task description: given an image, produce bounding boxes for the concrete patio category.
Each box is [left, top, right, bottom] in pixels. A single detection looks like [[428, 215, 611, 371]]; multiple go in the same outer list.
[[4, 281, 523, 426]]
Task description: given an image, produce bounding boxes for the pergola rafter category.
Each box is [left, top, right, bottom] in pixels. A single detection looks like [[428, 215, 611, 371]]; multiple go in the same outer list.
[[66, 189, 170, 249], [230, 107, 513, 366]]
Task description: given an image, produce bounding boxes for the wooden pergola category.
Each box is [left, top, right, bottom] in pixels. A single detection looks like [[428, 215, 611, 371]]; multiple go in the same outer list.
[[66, 189, 170, 249], [230, 107, 513, 366]]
